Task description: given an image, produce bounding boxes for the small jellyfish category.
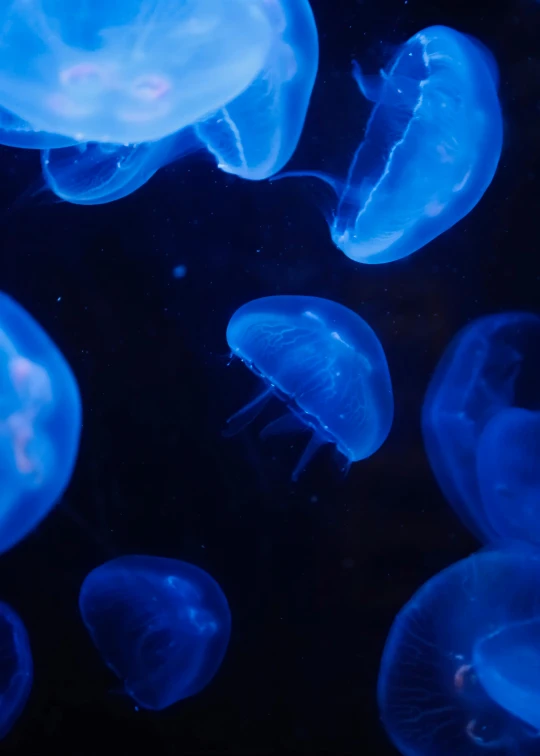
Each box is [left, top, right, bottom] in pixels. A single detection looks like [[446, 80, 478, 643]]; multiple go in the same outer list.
[[195, 0, 318, 180], [276, 26, 502, 263], [224, 295, 393, 480], [79, 555, 231, 710], [0, 601, 33, 740], [378, 547, 540, 756], [41, 128, 201, 205], [422, 311, 540, 544], [0, 0, 274, 144], [0, 293, 81, 554]]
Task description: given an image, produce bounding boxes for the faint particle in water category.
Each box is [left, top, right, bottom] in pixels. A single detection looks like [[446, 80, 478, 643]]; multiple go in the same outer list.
[[0, 601, 32, 740], [172, 264, 187, 279], [0, 292, 81, 554], [275, 25, 502, 264], [378, 547, 540, 756], [422, 311, 540, 545], [79, 555, 231, 710], [223, 295, 393, 480]]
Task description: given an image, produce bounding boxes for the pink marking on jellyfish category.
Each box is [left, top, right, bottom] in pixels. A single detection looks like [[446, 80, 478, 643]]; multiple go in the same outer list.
[[47, 92, 93, 118], [9, 357, 52, 406], [60, 62, 106, 88], [131, 75, 171, 102], [454, 663, 472, 690], [7, 413, 38, 478]]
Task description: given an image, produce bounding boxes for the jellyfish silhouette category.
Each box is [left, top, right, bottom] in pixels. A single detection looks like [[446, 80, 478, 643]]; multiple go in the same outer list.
[[422, 311, 540, 545], [224, 295, 393, 480], [41, 128, 201, 205], [275, 25, 502, 263], [0, 1, 317, 178], [378, 547, 540, 756], [0, 601, 33, 740], [0, 293, 81, 554], [79, 555, 231, 710]]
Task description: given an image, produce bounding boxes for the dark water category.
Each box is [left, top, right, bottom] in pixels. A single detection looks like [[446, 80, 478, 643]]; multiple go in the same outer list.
[[0, 0, 538, 753]]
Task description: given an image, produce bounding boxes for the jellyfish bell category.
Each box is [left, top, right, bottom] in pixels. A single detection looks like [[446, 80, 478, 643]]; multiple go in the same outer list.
[[0, 0, 276, 144], [223, 295, 393, 480]]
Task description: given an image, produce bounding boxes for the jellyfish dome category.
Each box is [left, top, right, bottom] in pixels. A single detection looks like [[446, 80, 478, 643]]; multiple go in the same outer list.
[[378, 548, 540, 756], [0, 293, 81, 554], [0, 602, 33, 740], [224, 295, 393, 480], [332, 26, 502, 264], [422, 311, 540, 545], [0, 0, 317, 174], [79, 555, 231, 710]]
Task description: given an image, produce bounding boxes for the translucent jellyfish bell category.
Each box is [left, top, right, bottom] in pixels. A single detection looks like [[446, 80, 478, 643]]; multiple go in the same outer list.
[[276, 25, 502, 263], [79, 556, 231, 710], [334, 25, 503, 263], [0, 293, 81, 554], [0, 602, 32, 740], [41, 128, 201, 205], [378, 548, 540, 756], [422, 311, 540, 545], [224, 295, 393, 480], [0, 0, 276, 144], [195, 0, 318, 180], [0, 107, 76, 149]]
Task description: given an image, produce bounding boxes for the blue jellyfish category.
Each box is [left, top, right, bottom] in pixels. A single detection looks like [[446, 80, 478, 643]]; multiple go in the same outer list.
[[422, 312, 540, 545], [79, 556, 231, 710], [0, 0, 317, 176], [276, 26, 502, 263], [195, 0, 318, 180], [0, 293, 81, 554], [224, 295, 393, 480], [0, 602, 32, 740], [41, 128, 201, 205], [378, 547, 540, 756]]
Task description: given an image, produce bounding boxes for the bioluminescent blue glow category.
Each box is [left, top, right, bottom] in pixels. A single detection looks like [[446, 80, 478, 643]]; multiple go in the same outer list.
[[79, 555, 231, 710], [0, 0, 276, 145], [0, 601, 33, 740], [0, 293, 81, 554], [224, 295, 393, 480], [476, 408, 540, 545], [378, 548, 540, 756], [422, 311, 540, 545], [276, 25, 502, 264], [41, 128, 201, 205], [0, 1, 318, 202], [0, 107, 76, 149], [195, 0, 318, 180]]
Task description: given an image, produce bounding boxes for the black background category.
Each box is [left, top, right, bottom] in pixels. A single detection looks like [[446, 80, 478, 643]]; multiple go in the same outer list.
[[0, 0, 538, 753]]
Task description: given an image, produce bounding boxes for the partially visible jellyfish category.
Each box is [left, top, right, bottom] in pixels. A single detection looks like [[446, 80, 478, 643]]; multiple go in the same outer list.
[[275, 26, 502, 263], [378, 547, 540, 756], [79, 556, 231, 710], [0, 0, 317, 177], [0, 293, 81, 554], [0, 602, 32, 740], [195, 0, 318, 180], [0, 107, 76, 149], [224, 295, 393, 480], [41, 128, 201, 205], [422, 312, 540, 544]]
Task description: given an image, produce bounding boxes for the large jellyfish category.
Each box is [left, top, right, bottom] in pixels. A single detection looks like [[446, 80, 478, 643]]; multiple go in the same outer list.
[[79, 555, 231, 710], [224, 295, 393, 480], [276, 25, 502, 263], [422, 312, 540, 545], [41, 128, 201, 205], [378, 547, 540, 756], [0, 602, 33, 740], [0, 293, 81, 554], [0, 0, 318, 183]]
